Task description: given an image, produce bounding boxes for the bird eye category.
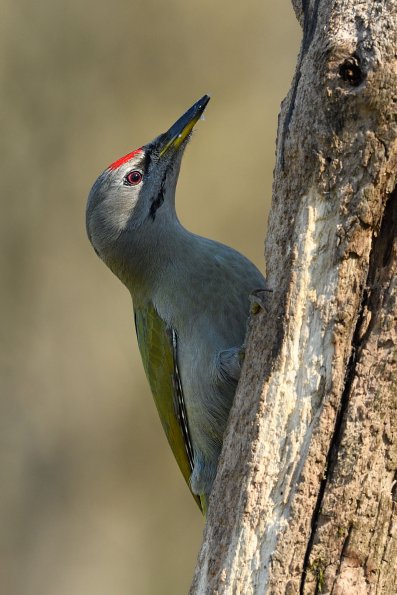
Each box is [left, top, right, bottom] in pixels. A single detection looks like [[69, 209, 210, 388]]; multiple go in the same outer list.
[[125, 170, 143, 186]]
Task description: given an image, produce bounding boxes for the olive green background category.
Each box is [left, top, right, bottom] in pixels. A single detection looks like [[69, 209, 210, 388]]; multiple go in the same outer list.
[[1, 2, 300, 593]]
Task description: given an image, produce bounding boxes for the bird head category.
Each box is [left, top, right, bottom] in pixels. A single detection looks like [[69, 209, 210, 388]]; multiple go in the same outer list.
[[86, 95, 210, 279]]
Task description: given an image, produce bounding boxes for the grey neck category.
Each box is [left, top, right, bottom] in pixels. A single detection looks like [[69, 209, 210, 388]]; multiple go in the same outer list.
[[104, 207, 191, 299]]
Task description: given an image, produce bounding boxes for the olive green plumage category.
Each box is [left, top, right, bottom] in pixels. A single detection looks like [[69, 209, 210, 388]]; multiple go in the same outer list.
[[134, 301, 202, 510]]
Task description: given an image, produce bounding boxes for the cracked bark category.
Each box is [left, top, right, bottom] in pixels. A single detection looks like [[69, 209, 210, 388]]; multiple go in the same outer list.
[[190, 1, 397, 594]]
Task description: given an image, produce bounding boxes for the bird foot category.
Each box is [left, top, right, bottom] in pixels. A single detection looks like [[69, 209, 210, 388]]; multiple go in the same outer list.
[[249, 288, 273, 314], [238, 346, 245, 365]]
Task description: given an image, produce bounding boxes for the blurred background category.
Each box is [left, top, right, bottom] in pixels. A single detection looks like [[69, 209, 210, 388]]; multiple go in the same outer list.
[[1, 1, 300, 594]]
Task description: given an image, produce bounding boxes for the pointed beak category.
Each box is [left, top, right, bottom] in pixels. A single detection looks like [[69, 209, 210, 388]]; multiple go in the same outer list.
[[158, 95, 210, 157]]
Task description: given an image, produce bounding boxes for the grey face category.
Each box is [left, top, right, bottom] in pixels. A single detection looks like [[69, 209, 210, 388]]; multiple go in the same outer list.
[[86, 147, 147, 254], [86, 139, 181, 261]]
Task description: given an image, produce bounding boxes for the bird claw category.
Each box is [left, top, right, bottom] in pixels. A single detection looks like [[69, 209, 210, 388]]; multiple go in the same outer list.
[[249, 288, 273, 314], [238, 347, 245, 364]]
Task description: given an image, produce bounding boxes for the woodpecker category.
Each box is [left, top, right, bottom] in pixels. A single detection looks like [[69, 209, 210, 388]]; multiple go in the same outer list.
[[86, 95, 265, 513]]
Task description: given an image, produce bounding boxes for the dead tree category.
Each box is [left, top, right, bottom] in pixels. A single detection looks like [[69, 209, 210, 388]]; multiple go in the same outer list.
[[190, 1, 397, 593]]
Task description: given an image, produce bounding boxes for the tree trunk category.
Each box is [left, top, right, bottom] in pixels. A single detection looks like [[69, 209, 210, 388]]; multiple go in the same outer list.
[[190, 1, 397, 593]]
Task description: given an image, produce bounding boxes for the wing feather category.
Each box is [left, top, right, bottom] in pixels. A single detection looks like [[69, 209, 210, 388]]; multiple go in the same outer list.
[[134, 302, 201, 510]]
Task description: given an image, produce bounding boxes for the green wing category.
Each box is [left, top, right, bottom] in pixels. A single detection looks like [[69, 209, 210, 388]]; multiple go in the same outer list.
[[134, 301, 202, 511]]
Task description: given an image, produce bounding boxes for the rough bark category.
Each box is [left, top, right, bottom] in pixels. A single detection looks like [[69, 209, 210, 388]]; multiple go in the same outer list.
[[190, 1, 397, 593]]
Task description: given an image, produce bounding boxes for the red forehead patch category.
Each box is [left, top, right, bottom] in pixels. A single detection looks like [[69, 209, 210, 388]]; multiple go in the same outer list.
[[108, 148, 143, 170]]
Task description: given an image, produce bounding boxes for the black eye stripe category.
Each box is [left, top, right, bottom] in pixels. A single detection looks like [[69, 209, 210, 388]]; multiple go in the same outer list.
[[145, 151, 152, 173], [149, 172, 166, 221]]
